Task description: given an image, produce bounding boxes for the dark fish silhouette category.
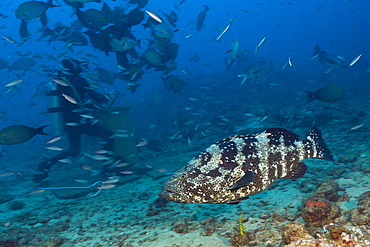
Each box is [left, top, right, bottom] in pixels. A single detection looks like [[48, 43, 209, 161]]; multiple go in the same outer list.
[[304, 84, 344, 103], [15, 0, 56, 20], [312, 44, 346, 69], [19, 19, 30, 40], [196, 5, 210, 31], [0, 58, 9, 70], [0, 125, 47, 145], [8, 57, 37, 72], [162, 75, 186, 93], [146, 139, 164, 152], [160, 125, 333, 204]]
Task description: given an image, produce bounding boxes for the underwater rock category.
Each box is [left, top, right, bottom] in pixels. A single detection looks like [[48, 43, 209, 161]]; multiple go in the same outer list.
[[314, 180, 339, 202], [281, 223, 314, 245], [200, 226, 215, 236], [254, 230, 282, 246], [326, 224, 352, 242], [301, 195, 340, 227], [52, 220, 70, 233], [8, 201, 25, 210], [337, 155, 358, 164], [146, 197, 167, 216], [199, 217, 219, 236], [229, 231, 255, 247], [258, 212, 270, 220], [284, 239, 333, 247], [172, 220, 191, 234], [0, 193, 15, 204], [0, 239, 20, 247], [321, 224, 370, 246], [40, 238, 68, 247], [357, 191, 370, 206], [271, 212, 285, 222], [349, 191, 370, 225], [281, 211, 298, 221], [51, 188, 89, 199]]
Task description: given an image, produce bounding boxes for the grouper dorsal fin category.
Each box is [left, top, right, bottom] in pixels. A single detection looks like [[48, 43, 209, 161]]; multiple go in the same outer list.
[[282, 162, 307, 179], [228, 171, 254, 190]]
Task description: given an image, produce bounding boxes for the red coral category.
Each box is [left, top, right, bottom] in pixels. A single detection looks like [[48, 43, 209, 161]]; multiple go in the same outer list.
[[305, 200, 328, 208]]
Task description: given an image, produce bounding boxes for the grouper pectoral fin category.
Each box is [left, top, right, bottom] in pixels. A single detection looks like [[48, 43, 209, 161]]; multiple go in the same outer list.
[[228, 171, 254, 190], [281, 162, 307, 179]]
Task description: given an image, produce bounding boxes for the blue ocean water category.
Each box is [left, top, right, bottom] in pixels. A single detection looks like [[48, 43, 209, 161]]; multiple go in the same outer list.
[[1, 0, 370, 246]]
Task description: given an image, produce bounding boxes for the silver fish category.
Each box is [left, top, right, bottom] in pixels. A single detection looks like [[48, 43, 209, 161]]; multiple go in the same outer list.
[[226, 39, 240, 70], [238, 61, 272, 84]]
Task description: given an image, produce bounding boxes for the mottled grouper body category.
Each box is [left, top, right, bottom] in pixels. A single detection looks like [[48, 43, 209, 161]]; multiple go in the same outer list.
[[159, 125, 333, 204]]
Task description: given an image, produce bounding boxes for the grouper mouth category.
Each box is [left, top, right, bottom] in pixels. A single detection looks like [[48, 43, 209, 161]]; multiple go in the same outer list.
[[158, 189, 172, 199], [159, 187, 188, 202], [159, 187, 177, 198]]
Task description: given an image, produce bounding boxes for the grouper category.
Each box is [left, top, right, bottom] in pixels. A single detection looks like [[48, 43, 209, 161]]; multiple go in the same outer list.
[[159, 125, 333, 204]]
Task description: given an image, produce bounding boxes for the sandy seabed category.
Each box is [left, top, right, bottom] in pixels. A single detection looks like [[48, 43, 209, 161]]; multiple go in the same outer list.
[[1, 121, 370, 247]]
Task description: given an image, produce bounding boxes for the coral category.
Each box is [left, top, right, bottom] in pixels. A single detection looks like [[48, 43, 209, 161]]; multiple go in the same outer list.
[[349, 191, 370, 225], [314, 180, 339, 202], [326, 224, 351, 241], [301, 195, 340, 227], [229, 231, 255, 247], [254, 230, 282, 246], [284, 239, 333, 247], [283, 224, 370, 247], [298, 180, 341, 228], [305, 200, 328, 208], [325, 224, 370, 246], [281, 222, 314, 245]]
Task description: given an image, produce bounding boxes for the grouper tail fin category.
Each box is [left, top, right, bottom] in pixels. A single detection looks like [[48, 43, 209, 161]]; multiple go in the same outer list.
[[304, 123, 333, 161]]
